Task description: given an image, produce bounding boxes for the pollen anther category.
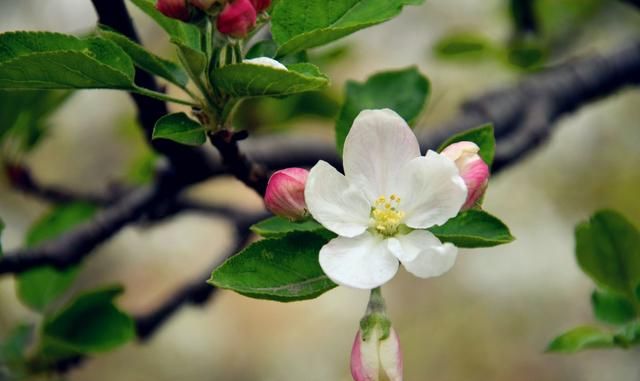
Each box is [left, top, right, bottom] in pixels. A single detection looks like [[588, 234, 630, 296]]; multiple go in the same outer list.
[[371, 194, 404, 236]]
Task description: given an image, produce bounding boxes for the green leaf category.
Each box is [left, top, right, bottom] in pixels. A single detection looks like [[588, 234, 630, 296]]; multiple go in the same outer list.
[[211, 62, 329, 98], [614, 321, 640, 348], [246, 40, 278, 59], [99, 29, 189, 88], [152, 112, 206, 146], [174, 40, 207, 78], [17, 203, 97, 312], [18, 267, 80, 313], [547, 326, 615, 353], [591, 289, 637, 325], [209, 232, 337, 302], [438, 124, 496, 166], [40, 286, 134, 355], [433, 32, 495, 60], [335, 67, 430, 153], [250, 216, 325, 238], [575, 210, 640, 298], [129, 0, 201, 50], [25, 203, 98, 247], [428, 209, 514, 248], [0, 31, 135, 90], [271, 0, 424, 56], [0, 324, 33, 366], [0, 90, 71, 152]]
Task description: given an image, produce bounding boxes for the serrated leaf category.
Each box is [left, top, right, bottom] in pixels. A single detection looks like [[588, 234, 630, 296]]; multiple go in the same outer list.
[[335, 67, 429, 153], [575, 210, 640, 299], [174, 39, 207, 77], [246, 40, 278, 59], [547, 326, 615, 353], [209, 232, 336, 302], [591, 289, 637, 325], [129, 0, 201, 50], [0, 31, 135, 90], [99, 29, 189, 88], [17, 203, 97, 312], [271, 0, 424, 56], [211, 62, 328, 98], [428, 210, 514, 248], [438, 124, 496, 166], [250, 216, 325, 238], [152, 112, 206, 146], [40, 286, 134, 355]]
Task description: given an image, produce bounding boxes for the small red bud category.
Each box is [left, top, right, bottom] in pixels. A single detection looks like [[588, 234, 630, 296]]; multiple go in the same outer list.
[[249, 0, 271, 13], [156, 0, 191, 21], [190, 0, 218, 11], [264, 168, 309, 220], [441, 141, 490, 210], [216, 0, 257, 38]]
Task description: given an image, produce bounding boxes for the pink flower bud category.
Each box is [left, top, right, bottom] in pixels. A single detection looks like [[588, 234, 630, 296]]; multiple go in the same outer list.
[[351, 327, 403, 381], [264, 168, 309, 220], [216, 0, 257, 38], [190, 0, 218, 10], [441, 141, 490, 210], [249, 0, 271, 13], [156, 0, 191, 21]]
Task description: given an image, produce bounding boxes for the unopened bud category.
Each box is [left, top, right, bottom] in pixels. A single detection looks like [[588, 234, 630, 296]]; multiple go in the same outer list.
[[156, 0, 191, 21], [216, 0, 257, 38], [351, 326, 403, 381], [190, 0, 219, 11], [249, 0, 271, 13], [441, 141, 490, 210], [264, 168, 309, 220]]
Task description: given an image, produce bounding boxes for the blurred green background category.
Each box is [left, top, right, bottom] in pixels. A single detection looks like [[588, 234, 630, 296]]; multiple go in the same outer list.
[[1, 0, 640, 380]]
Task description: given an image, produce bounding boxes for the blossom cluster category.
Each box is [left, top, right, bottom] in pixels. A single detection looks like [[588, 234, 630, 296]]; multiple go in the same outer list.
[[156, 0, 271, 37]]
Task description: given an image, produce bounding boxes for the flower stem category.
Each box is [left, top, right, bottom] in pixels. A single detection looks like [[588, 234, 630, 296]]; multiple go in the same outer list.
[[360, 287, 391, 340]]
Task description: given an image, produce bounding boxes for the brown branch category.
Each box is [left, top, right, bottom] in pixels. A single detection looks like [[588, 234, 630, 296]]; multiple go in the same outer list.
[[2, 40, 639, 277], [135, 210, 265, 340], [209, 129, 269, 196]]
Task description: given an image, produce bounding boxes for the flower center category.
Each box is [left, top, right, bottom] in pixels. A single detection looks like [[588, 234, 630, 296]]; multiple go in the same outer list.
[[371, 194, 405, 237]]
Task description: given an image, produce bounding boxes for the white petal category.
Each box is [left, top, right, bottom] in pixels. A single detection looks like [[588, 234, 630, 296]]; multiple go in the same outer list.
[[379, 327, 403, 381], [396, 151, 467, 229], [305, 160, 371, 237], [343, 109, 421, 202], [386, 230, 436, 263], [319, 233, 399, 289], [242, 57, 288, 70], [400, 231, 458, 278]]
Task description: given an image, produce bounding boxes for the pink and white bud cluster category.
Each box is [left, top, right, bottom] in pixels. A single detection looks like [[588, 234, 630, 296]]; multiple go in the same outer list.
[[217, 0, 271, 37], [440, 141, 490, 210], [264, 167, 309, 221], [351, 326, 403, 381]]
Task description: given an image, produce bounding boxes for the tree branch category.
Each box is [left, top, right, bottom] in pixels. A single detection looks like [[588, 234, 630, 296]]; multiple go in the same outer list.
[[135, 210, 264, 340], [2, 41, 638, 276]]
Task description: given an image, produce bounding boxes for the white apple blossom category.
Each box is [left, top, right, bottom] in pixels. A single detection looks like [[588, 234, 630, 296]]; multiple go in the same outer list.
[[304, 109, 468, 289]]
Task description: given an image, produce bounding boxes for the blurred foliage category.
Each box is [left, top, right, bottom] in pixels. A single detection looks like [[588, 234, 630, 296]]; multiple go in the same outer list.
[[335, 67, 430, 153], [548, 210, 640, 353], [17, 203, 98, 313], [433, 0, 608, 71], [0, 90, 71, 158]]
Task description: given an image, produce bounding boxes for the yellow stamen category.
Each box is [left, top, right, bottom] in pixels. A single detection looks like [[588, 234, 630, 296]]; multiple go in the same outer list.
[[370, 194, 404, 236]]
